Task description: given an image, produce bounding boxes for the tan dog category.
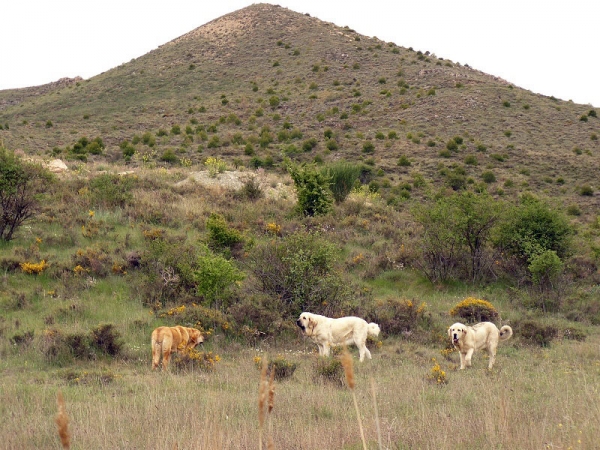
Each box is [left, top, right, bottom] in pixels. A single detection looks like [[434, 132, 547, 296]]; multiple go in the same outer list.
[[151, 326, 204, 370], [448, 322, 513, 370], [296, 312, 380, 362]]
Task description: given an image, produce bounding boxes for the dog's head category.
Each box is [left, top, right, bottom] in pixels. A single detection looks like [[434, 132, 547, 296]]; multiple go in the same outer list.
[[296, 312, 317, 335], [186, 328, 204, 348], [448, 323, 467, 345]]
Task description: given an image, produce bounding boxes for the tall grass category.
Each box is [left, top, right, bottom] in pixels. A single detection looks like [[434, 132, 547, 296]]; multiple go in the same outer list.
[[2, 335, 599, 449]]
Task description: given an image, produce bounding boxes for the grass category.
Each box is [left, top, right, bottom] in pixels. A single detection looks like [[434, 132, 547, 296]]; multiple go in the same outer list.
[[1, 332, 599, 449]]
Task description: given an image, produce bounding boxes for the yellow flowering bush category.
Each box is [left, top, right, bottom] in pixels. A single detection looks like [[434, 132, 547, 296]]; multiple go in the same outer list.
[[427, 358, 447, 385], [266, 222, 282, 236], [204, 157, 227, 177], [20, 260, 48, 275], [172, 348, 221, 372], [450, 297, 499, 323]]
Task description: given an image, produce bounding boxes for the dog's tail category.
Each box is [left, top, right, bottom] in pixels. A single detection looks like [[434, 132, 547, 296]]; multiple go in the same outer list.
[[499, 325, 513, 341], [367, 322, 381, 337]]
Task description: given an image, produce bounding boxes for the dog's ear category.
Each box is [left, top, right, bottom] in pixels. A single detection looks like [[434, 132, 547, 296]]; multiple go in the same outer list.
[[447, 327, 452, 338], [308, 317, 317, 333]]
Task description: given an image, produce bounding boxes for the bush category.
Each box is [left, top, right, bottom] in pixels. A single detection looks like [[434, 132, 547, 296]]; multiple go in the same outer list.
[[287, 162, 333, 217], [449, 297, 499, 323], [369, 298, 428, 335], [313, 357, 345, 386], [160, 149, 178, 164], [194, 245, 245, 309], [0, 147, 53, 241], [206, 213, 244, 250], [323, 162, 362, 203], [89, 323, 123, 357], [247, 232, 348, 315], [517, 320, 558, 347], [481, 171, 496, 183], [362, 141, 375, 153], [255, 355, 297, 380], [89, 173, 135, 209], [495, 194, 571, 265], [172, 348, 220, 373]]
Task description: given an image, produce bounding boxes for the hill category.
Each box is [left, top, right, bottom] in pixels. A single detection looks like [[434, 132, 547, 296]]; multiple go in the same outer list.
[[0, 3, 598, 215], [1, 5, 600, 448]]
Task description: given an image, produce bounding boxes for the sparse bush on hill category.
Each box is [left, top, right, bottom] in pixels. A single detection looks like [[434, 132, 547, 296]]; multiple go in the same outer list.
[[247, 231, 348, 316], [0, 147, 53, 241], [89, 173, 135, 209]]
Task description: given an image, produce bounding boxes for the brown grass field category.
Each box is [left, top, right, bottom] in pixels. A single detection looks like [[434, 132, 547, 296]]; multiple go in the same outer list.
[[1, 329, 599, 449]]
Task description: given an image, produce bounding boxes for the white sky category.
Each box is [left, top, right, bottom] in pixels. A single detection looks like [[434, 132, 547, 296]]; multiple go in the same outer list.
[[2, 1, 598, 107]]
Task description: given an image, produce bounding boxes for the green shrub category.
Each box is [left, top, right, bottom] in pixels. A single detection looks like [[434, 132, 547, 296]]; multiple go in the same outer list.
[[579, 185, 594, 196], [287, 162, 333, 217], [89, 173, 135, 208], [206, 213, 244, 250], [160, 149, 178, 164], [517, 320, 558, 347], [323, 162, 362, 203], [247, 231, 347, 315], [481, 171, 496, 183], [313, 357, 345, 386], [362, 141, 375, 153], [397, 155, 411, 167], [0, 147, 53, 241], [256, 355, 297, 380], [194, 245, 244, 309], [495, 194, 571, 264]]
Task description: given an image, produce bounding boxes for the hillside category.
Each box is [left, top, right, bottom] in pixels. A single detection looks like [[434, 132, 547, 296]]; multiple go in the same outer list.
[[1, 5, 600, 448], [1, 4, 598, 214]]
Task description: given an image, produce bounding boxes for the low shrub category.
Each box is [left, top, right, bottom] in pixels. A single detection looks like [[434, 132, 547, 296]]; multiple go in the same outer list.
[[449, 297, 499, 323], [517, 320, 558, 347], [312, 357, 344, 387], [369, 298, 428, 335], [172, 348, 220, 373], [254, 355, 297, 380]]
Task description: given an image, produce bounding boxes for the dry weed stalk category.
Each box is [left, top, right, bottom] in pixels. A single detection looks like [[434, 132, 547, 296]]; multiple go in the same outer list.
[[55, 391, 71, 449], [370, 378, 383, 450], [258, 356, 276, 450], [341, 347, 367, 450]]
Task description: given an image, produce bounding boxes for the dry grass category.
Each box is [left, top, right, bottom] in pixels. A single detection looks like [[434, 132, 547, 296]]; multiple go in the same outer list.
[[1, 334, 599, 449]]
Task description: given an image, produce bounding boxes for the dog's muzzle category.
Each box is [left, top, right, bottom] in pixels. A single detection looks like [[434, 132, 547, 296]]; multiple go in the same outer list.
[[453, 334, 459, 344], [296, 320, 305, 330]]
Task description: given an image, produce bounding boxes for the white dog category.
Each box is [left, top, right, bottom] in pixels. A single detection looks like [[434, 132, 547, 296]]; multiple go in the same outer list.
[[448, 322, 513, 370], [296, 312, 380, 362]]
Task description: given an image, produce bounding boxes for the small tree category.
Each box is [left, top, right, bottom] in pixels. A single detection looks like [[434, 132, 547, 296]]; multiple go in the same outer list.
[[0, 147, 53, 241]]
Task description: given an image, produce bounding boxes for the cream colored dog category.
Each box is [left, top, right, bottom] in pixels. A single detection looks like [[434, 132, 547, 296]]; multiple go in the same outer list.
[[448, 322, 513, 370], [296, 312, 380, 362], [151, 326, 204, 370]]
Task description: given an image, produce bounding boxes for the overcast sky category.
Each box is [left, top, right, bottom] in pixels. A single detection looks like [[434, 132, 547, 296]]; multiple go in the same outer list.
[[2, 1, 598, 107]]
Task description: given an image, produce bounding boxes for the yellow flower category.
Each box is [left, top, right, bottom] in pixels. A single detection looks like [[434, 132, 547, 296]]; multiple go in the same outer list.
[[88, 210, 95, 217]]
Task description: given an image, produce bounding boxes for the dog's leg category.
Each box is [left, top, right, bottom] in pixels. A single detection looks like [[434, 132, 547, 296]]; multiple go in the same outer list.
[[322, 343, 330, 357], [459, 352, 467, 369], [162, 348, 172, 370], [151, 342, 161, 370], [488, 344, 497, 369], [464, 348, 474, 368]]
